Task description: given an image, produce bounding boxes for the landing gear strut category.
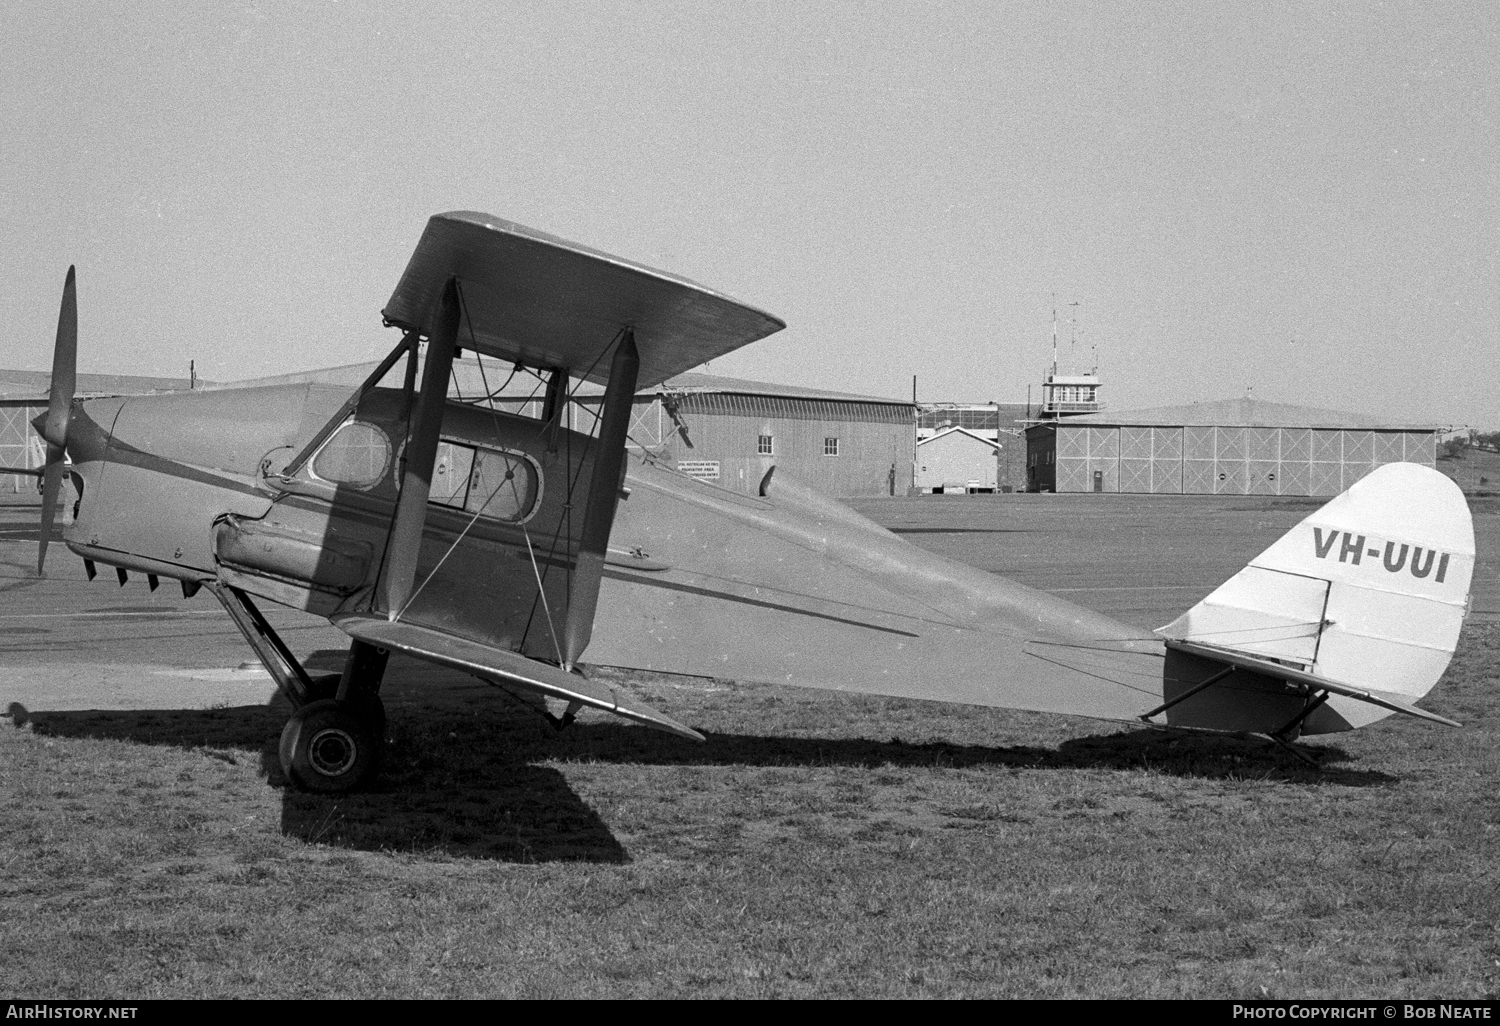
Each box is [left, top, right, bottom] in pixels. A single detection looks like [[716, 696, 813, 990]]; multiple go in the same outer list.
[[278, 641, 390, 792], [212, 584, 389, 792]]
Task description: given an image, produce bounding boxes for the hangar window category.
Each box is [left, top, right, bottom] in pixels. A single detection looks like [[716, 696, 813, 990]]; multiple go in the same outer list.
[[758, 434, 774, 456], [824, 437, 840, 456], [430, 439, 541, 523], [311, 420, 392, 490]]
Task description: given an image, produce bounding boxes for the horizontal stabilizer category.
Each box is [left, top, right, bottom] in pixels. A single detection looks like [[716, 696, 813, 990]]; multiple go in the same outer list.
[[1165, 638, 1461, 728], [332, 613, 704, 742]]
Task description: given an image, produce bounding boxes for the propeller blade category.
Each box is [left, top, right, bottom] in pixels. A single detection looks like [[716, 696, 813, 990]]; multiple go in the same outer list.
[[42, 266, 76, 449], [37, 267, 78, 577], [37, 444, 65, 577]]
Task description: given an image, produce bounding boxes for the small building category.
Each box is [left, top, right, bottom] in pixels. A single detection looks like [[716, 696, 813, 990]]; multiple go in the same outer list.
[[915, 427, 999, 493], [1025, 397, 1437, 496], [916, 402, 1033, 493]]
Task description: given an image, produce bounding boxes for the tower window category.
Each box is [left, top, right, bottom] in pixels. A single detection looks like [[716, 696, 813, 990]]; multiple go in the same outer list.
[[824, 437, 839, 456], [758, 434, 773, 455]]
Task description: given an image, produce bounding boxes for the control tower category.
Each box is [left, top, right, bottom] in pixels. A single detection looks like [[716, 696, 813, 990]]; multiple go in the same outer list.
[[1036, 300, 1102, 419], [1040, 371, 1101, 416]]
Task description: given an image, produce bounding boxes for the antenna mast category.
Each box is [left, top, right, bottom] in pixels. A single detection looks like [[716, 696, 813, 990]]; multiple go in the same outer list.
[[1069, 301, 1080, 372], [1050, 293, 1058, 377]]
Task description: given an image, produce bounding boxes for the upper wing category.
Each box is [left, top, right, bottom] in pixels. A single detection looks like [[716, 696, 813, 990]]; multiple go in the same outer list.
[[382, 212, 786, 388]]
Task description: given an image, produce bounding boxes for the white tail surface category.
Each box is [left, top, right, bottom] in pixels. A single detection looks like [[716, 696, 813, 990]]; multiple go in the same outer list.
[[1158, 463, 1473, 727]]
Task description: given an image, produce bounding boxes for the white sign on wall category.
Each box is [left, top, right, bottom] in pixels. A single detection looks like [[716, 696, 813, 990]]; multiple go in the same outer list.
[[677, 460, 721, 481]]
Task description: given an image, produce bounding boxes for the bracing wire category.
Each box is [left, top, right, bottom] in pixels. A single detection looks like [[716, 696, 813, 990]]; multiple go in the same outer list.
[[517, 329, 626, 647], [394, 453, 538, 622], [521, 521, 565, 666]]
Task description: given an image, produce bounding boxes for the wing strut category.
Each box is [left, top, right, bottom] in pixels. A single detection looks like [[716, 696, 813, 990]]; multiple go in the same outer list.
[[378, 277, 461, 618], [561, 330, 638, 667]]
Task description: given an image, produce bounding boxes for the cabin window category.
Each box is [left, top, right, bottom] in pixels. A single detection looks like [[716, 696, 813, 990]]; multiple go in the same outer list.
[[757, 434, 773, 456], [824, 437, 840, 456], [430, 442, 474, 506], [311, 421, 392, 490], [430, 440, 541, 523]]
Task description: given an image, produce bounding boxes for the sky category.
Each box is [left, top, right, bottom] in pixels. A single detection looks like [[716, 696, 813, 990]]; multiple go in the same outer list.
[[2, 1, 1496, 427]]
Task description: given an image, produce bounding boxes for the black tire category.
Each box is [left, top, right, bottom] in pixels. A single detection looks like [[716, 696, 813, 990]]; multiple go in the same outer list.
[[279, 699, 382, 793]]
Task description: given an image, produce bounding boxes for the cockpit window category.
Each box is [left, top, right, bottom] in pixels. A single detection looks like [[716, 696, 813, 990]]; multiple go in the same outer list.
[[311, 421, 392, 490], [430, 440, 540, 523]]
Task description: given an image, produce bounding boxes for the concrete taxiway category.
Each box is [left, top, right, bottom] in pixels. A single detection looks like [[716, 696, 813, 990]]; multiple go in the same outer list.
[[0, 509, 348, 713]]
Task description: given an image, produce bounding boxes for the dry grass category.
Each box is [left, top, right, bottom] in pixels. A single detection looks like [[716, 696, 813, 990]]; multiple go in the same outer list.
[[3, 492, 1499, 999], [3, 621, 1498, 999]]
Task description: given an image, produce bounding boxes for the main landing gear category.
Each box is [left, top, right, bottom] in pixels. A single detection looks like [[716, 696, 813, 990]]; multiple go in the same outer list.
[[279, 697, 384, 793], [212, 584, 389, 793]]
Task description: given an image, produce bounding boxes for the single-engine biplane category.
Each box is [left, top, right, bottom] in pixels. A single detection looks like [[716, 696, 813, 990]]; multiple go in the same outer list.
[[5, 212, 1475, 791]]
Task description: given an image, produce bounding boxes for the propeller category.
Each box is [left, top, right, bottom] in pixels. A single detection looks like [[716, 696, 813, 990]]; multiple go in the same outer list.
[[36, 266, 76, 577]]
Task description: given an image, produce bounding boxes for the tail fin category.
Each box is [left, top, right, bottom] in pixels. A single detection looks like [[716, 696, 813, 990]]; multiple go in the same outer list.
[[1155, 463, 1473, 734]]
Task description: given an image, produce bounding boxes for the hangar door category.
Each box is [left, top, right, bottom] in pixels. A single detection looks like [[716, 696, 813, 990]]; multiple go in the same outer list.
[[1054, 426, 1118, 492], [0, 402, 44, 499], [1055, 424, 1434, 496]]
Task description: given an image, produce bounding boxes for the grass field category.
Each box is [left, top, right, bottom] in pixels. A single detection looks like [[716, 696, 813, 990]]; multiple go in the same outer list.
[[2, 497, 1498, 999], [1439, 447, 1500, 498]]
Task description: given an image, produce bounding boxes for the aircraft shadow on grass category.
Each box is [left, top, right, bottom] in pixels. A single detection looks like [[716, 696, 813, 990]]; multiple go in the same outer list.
[[14, 678, 1394, 865], [542, 719, 1393, 790], [14, 699, 631, 865]]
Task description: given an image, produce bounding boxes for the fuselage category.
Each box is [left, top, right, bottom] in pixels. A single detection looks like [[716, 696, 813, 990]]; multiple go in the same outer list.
[[56, 383, 1361, 737]]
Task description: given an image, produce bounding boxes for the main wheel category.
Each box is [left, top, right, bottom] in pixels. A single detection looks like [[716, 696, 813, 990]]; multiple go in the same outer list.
[[279, 699, 382, 793]]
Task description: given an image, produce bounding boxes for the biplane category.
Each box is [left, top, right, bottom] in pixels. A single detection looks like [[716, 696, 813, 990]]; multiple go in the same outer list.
[[6, 212, 1475, 792]]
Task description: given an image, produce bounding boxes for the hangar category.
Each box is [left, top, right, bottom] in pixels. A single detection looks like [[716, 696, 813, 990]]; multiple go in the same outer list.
[[613, 371, 915, 498], [1025, 396, 1437, 496], [0, 369, 192, 503]]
